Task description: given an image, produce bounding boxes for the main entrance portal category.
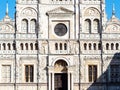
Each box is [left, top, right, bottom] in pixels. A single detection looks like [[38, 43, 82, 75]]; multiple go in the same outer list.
[[48, 59, 74, 90], [54, 73, 68, 90]]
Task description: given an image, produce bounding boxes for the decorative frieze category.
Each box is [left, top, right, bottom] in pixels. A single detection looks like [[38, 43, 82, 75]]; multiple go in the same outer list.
[[84, 56, 101, 60]]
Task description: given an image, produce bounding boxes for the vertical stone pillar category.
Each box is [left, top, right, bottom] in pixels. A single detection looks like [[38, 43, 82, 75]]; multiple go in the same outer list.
[[28, 20, 30, 33], [52, 73, 54, 90], [48, 66, 54, 90], [67, 66, 75, 90], [71, 73, 73, 90], [28, 43, 30, 50], [48, 73, 51, 90], [68, 72, 71, 90]]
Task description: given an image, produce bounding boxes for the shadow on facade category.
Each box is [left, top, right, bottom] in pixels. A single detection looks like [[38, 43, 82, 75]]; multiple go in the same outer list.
[[87, 53, 120, 90]]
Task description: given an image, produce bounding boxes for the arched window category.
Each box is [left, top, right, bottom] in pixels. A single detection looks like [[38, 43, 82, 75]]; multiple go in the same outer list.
[[89, 43, 92, 50], [30, 19, 36, 33], [55, 43, 58, 50], [35, 43, 38, 50], [85, 19, 91, 33], [106, 43, 109, 50], [20, 43, 24, 50], [93, 19, 100, 33], [111, 43, 114, 50], [98, 43, 101, 50], [84, 43, 87, 50], [116, 43, 119, 50], [3, 43, 6, 50], [64, 43, 67, 50], [30, 43, 33, 50], [13, 43, 16, 50], [25, 43, 28, 50], [21, 19, 28, 33], [8, 43, 11, 50], [60, 43, 62, 50], [93, 43, 96, 50]]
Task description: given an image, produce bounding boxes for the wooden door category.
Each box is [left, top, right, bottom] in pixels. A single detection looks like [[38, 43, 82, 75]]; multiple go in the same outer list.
[[54, 73, 68, 90]]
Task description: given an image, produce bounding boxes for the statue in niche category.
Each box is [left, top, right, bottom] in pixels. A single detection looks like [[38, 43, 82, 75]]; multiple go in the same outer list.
[[69, 45, 72, 54], [42, 45, 46, 54], [75, 44, 79, 54], [39, 45, 45, 54]]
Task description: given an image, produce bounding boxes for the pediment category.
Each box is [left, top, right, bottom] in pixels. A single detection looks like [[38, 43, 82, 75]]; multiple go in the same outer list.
[[47, 7, 74, 15], [105, 24, 120, 33], [0, 24, 14, 33]]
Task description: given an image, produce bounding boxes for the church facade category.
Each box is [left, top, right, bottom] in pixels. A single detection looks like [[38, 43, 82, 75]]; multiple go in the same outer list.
[[0, 0, 120, 90]]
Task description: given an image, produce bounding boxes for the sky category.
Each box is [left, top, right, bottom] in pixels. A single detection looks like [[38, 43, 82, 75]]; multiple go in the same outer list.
[[0, 0, 120, 20]]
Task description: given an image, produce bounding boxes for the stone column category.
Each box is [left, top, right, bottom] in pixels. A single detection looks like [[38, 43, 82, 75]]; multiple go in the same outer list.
[[48, 73, 51, 90], [68, 72, 71, 90], [67, 65, 75, 90], [48, 66, 54, 90], [71, 73, 73, 90], [52, 73, 54, 90]]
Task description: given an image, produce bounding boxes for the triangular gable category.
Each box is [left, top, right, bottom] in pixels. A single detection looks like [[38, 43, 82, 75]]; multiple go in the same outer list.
[[47, 7, 74, 15]]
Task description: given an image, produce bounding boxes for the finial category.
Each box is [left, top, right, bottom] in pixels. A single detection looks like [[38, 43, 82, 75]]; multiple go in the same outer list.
[[112, 3, 115, 16], [6, 1, 9, 15]]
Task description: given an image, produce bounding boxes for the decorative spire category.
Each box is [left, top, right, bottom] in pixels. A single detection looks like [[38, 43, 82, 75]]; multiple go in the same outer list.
[[6, 1, 9, 16], [2, 1, 11, 22], [112, 3, 115, 16]]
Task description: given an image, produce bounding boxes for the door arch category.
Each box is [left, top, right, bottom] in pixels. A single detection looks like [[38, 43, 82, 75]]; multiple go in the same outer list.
[[54, 60, 68, 73], [54, 60, 68, 90]]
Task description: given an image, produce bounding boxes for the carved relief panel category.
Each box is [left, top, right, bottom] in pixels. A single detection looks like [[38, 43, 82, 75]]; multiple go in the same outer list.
[[0, 24, 14, 33], [105, 24, 120, 33], [21, 8, 37, 17], [84, 7, 100, 17]]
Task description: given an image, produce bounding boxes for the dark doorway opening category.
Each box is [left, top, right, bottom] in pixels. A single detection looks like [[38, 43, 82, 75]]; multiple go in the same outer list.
[[54, 73, 68, 90]]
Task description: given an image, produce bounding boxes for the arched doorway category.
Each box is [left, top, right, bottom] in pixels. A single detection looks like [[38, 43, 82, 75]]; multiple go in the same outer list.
[[54, 60, 68, 90]]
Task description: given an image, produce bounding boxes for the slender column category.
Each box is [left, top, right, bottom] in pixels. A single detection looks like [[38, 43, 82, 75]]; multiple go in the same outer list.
[[48, 73, 51, 90], [48, 66, 54, 90], [71, 73, 73, 90], [91, 43, 93, 50], [68, 73, 70, 90], [28, 20, 30, 33], [52, 73, 54, 90], [1, 43, 3, 50], [67, 66, 75, 90], [33, 43, 35, 50], [6, 43, 8, 50]]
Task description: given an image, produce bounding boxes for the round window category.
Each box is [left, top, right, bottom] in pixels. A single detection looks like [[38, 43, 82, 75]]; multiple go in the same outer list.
[[54, 23, 67, 36]]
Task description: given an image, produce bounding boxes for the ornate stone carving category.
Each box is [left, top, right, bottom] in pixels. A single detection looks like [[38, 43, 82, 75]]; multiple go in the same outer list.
[[0, 55, 14, 60], [21, 8, 37, 17], [40, 41, 48, 54], [54, 60, 67, 73], [39, 57, 46, 68], [0, 24, 14, 32], [84, 56, 101, 60], [20, 57, 37, 60], [106, 24, 120, 33], [84, 8, 100, 17], [47, 7, 73, 15]]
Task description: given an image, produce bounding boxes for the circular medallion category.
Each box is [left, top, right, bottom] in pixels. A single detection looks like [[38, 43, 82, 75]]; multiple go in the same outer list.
[[107, 25, 118, 31], [54, 23, 67, 36], [112, 25, 117, 30]]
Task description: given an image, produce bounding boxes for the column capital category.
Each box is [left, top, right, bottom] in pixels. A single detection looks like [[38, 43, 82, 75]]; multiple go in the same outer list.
[[47, 66, 54, 73]]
